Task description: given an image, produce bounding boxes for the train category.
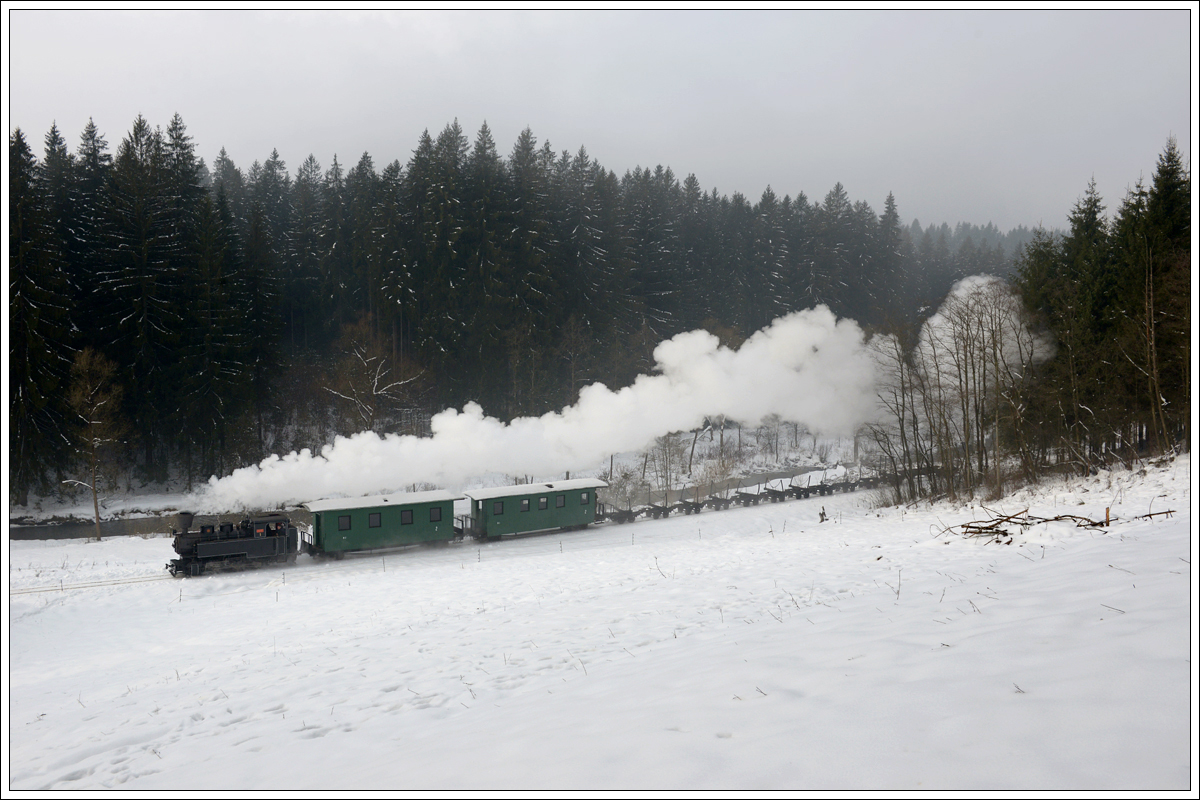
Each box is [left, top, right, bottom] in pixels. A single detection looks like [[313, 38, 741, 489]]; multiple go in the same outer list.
[[167, 471, 876, 577]]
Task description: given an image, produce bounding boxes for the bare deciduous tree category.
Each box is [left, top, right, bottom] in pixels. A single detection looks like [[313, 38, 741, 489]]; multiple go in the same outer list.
[[869, 277, 1050, 502], [66, 348, 127, 540], [327, 316, 427, 434]]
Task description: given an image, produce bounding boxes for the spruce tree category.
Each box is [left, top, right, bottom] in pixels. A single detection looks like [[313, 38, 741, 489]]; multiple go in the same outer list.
[[288, 154, 324, 351], [96, 115, 185, 480], [875, 192, 907, 323], [72, 119, 114, 350], [177, 188, 249, 481], [319, 153, 352, 337], [10, 129, 75, 503]]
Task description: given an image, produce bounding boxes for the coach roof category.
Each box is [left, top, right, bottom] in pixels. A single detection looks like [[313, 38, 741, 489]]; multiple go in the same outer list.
[[462, 478, 608, 501], [303, 489, 461, 513]]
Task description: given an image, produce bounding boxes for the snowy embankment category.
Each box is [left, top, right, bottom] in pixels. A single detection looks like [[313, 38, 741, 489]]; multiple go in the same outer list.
[[8, 457, 1194, 790]]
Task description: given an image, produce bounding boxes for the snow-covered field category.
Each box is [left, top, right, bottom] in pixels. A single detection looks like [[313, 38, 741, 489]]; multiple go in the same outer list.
[[7, 456, 1195, 790]]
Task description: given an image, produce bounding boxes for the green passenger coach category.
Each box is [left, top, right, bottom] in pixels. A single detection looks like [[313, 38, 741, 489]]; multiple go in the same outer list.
[[462, 478, 608, 539], [302, 489, 461, 557]]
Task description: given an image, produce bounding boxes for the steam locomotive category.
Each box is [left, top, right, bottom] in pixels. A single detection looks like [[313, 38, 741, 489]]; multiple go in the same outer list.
[[167, 511, 298, 577]]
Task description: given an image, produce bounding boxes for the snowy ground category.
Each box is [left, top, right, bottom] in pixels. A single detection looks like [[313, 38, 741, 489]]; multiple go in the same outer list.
[[7, 456, 1195, 790]]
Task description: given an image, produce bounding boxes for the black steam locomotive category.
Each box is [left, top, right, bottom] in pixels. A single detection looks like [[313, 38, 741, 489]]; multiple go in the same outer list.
[[167, 511, 298, 577]]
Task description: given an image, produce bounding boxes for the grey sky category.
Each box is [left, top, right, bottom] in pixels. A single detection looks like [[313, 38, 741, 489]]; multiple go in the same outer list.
[[7, 8, 1193, 232]]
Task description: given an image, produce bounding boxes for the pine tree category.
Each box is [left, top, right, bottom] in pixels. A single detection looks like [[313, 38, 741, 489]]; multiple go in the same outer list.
[[710, 191, 755, 338], [1144, 138, 1190, 446], [41, 123, 78, 292], [874, 192, 907, 322], [750, 185, 789, 333], [620, 165, 683, 335], [371, 158, 410, 370], [503, 127, 558, 414], [455, 122, 512, 404], [809, 182, 854, 315], [239, 201, 282, 458], [95, 115, 185, 480], [1110, 140, 1191, 450], [288, 154, 325, 351], [345, 150, 380, 324], [177, 188, 250, 481], [677, 173, 716, 330], [319, 153, 352, 337], [210, 147, 246, 223], [72, 119, 114, 349], [10, 128, 76, 503]]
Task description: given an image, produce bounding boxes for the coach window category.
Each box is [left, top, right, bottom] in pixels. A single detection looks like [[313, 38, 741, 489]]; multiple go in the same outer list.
[[338, 515, 351, 531], [430, 506, 442, 522], [369, 512, 381, 528], [520, 499, 530, 512], [581, 491, 589, 505], [493, 501, 504, 516], [401, 509, 414, 525], [538, 497, 548, 510], [556, 495, 566, 508]]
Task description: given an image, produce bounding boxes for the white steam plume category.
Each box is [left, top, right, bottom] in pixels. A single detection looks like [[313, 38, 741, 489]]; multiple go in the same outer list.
[[192, 306, 877, 512]]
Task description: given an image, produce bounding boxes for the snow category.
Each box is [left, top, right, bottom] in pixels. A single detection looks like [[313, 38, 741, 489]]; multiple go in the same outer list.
[[6, 456, 1195, 790], [304, 488, 459, 513], [462, 477, 607, 501]]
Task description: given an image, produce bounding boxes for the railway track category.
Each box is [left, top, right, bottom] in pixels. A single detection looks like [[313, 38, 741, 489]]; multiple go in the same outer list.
[[11, 469, 878, 593], [10, 573, 175, 596]]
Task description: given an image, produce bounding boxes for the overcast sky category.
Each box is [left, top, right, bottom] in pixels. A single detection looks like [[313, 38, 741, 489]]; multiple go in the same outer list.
[[7, 9, 1194, 232]]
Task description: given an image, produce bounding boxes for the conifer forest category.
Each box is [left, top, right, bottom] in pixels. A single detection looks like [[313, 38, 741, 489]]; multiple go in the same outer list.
[[8, 114, 1190, 506]]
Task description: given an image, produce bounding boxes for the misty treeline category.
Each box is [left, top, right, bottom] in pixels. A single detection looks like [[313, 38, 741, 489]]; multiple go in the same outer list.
[[865, 139, 1189, 503], [8, 111, 1146, 508]]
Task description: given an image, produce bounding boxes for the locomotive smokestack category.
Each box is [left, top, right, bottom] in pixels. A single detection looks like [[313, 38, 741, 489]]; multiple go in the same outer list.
[[177, 511, 194, 534]]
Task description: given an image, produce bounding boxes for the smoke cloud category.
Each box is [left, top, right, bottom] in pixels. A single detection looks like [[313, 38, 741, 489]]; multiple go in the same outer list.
[[192, 306, 877, 512]]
